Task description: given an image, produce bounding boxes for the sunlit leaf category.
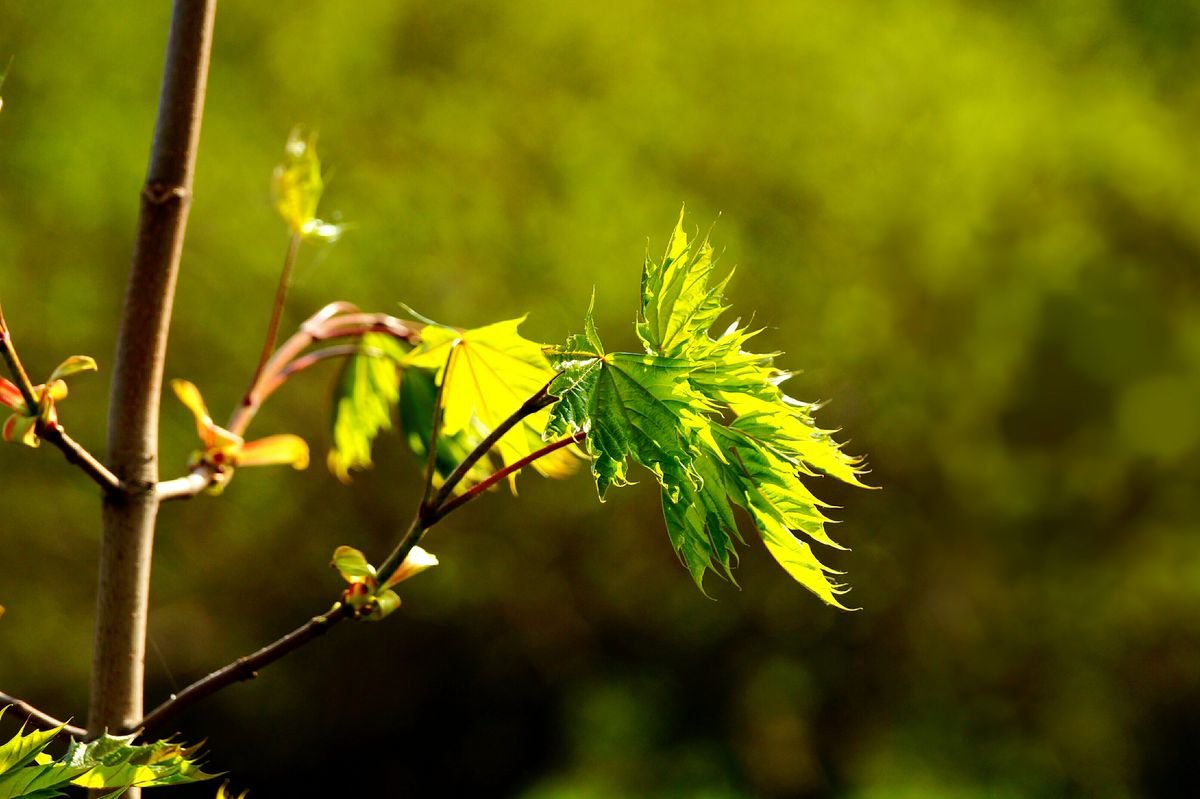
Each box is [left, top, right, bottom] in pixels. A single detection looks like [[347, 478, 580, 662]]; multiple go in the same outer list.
[[172, 379, 309, 480], [272, 128, 342, 242], [237, 434, 309, 470], [381, 545, 439, 589], [0, 717, 212, 799], [0, 709, 63, 776], [0, 357, 93, 448], [331, 545, 375, 583], [216, 783, 250, 799], [46, 356, 96, 383], [326, 334, 407, 483], [548, 211, 870, 604], [403, 316, 578, 490]]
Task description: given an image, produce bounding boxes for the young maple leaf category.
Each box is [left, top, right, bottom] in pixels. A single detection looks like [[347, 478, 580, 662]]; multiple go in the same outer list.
[[402, 316, 579, 490], [548, 210, 872, 607]]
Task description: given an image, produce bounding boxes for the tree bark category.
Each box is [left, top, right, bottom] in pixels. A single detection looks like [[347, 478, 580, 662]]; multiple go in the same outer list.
[[89, 0, 217, 765]]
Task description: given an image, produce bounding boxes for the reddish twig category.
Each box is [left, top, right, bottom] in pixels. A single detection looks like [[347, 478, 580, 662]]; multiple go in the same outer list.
[[430, 431, 585, 521]]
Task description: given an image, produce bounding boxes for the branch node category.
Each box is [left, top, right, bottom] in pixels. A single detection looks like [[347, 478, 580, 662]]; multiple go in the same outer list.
[[142, 181, 190, 205]]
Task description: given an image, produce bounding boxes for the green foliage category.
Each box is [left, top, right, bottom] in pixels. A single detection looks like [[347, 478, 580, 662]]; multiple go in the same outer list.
[[0, 709, 212, 798], [330, 543, 438, 620], [402, 316, 577, 488], [271, 128, 341, 242], [327, 317, 577, 490], [549, 211, 870, 605], [327, 333, 408, 482]]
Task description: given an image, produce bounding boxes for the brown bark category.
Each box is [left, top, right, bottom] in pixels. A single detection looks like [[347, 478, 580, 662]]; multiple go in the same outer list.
[[88, 1, 217, 768]]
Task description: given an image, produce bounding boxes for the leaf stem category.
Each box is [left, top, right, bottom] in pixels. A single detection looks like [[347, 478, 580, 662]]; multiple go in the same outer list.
[[420, 343, 459, 509], [0, 310, 43, 414], [0, 690, 87, 738], [135, 602, 353, 737], [226, 307, 421, 437], [242, 231, 302, 417], [430, 431, 585, 521], [158, 309, 423, 503], [39, 422, 127, 495], [374, 377, 559, 586], [274, 344, 378, 382]]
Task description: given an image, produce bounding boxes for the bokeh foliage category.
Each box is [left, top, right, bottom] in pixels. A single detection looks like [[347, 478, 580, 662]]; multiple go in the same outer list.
[[2, 1, 1199, 796]]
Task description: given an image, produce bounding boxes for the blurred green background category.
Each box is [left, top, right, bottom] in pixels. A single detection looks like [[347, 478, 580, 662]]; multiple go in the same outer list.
[[2, 1, 1199, 796]]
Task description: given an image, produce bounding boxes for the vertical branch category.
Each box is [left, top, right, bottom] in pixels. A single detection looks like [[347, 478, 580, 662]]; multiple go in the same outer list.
[[90, 0, 217, 755]]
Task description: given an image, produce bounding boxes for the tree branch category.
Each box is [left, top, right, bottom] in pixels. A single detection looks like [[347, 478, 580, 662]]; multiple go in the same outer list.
[[90, 0, 217, 749], [0, 690, 87, 738], [134, 602, 353, 737], [153, 463, 217, 502], [39, 423, 127, 495], [1, 307, 127, 495]]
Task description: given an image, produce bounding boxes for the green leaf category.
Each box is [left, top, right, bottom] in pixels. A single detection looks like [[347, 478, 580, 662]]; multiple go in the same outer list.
[[327, 334, 407, 483], [637, 207, 731, 360], [272, 128, 342, 242], [65, 735, 214, 791], [0, 718, 211, 799], [330, 545, 375, 583], [0, 712, 63, 776], [549, 211, 870, 604], [46, 355, 97, 383], [548, 349, 699, 501], [369, 589, 401, 621]]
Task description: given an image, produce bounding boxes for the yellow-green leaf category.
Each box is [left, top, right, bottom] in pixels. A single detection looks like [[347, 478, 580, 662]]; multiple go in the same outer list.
[[404, 317, 577, 489], [272, 128, 342, 241], [331, 546, 375, 583]]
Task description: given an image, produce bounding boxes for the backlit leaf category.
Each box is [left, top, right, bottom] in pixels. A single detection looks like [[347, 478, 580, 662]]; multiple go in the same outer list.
[[403, 316, 577, 490], [0, 717, 212, 799], [327, 334, 407, 482], [549, 211, 870, 604]]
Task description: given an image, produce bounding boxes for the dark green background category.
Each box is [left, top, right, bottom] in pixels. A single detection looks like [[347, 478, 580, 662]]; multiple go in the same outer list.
[[3, 2, 1199, 796]]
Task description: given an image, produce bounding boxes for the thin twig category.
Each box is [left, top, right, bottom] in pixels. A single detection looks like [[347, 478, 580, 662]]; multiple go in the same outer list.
[[0, 312, 127, 495], [274, 344, 372, 382], [134, 602, 353, 736], [374, 377, 559, 586], [154, 464, 216, 502], [427, 378, 559, 514], [0, 690, 87, 738], [242, 231, 302, 417], [0, 321, 42, 416], [226, 309, 421, 437], [431, 432, 585, 521], [39, 423, 127, 495]]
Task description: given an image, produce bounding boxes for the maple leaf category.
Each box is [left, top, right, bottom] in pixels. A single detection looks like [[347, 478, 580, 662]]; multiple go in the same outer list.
[[548, 210, 871, 606], [403, 316, 578, 490]]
